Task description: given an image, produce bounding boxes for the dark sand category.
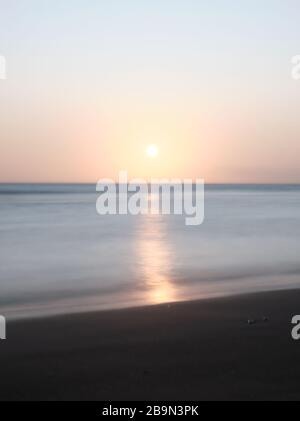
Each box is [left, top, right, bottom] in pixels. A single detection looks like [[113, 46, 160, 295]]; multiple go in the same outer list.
[[1, 289, 300, 401]]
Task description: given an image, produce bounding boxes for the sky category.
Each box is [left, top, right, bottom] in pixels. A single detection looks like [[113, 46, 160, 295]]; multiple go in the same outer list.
[[0, 0, 299, 183]]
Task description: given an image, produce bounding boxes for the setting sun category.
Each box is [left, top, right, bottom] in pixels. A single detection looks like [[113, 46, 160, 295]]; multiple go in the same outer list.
[[146, 144, 159, 158]]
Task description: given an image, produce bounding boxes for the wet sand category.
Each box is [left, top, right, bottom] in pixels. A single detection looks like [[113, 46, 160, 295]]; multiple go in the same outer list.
[[0, 289, 300, 401]]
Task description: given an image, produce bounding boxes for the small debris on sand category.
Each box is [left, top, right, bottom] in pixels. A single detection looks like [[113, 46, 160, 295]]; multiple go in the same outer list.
[[247, 317, 269, 325]]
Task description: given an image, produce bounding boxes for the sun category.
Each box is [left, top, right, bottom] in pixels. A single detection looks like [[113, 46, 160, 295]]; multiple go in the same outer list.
[[146, 144, 159, 158]]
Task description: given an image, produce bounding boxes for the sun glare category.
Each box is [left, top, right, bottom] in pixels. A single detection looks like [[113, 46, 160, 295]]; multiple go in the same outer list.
[[146, 144, 159, 158]]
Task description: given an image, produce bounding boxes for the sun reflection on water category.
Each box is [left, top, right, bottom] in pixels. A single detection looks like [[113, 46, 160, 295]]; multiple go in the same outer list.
[[136, 214, 176, 305]]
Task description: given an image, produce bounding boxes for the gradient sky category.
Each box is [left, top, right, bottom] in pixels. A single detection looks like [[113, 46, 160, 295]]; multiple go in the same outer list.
[[0, 0, 299, 183]]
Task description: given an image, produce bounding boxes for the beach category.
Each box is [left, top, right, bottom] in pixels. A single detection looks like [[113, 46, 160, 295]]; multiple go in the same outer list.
[[0, 289, 299, 401], [2, 0, 300, 404]]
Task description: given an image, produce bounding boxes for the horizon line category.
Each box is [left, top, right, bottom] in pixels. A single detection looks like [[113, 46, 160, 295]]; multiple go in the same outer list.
[[1, 182, 300, 186]]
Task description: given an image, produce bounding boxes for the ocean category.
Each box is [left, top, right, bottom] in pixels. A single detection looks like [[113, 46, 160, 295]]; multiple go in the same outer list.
[[0, 184, 300, 319]]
